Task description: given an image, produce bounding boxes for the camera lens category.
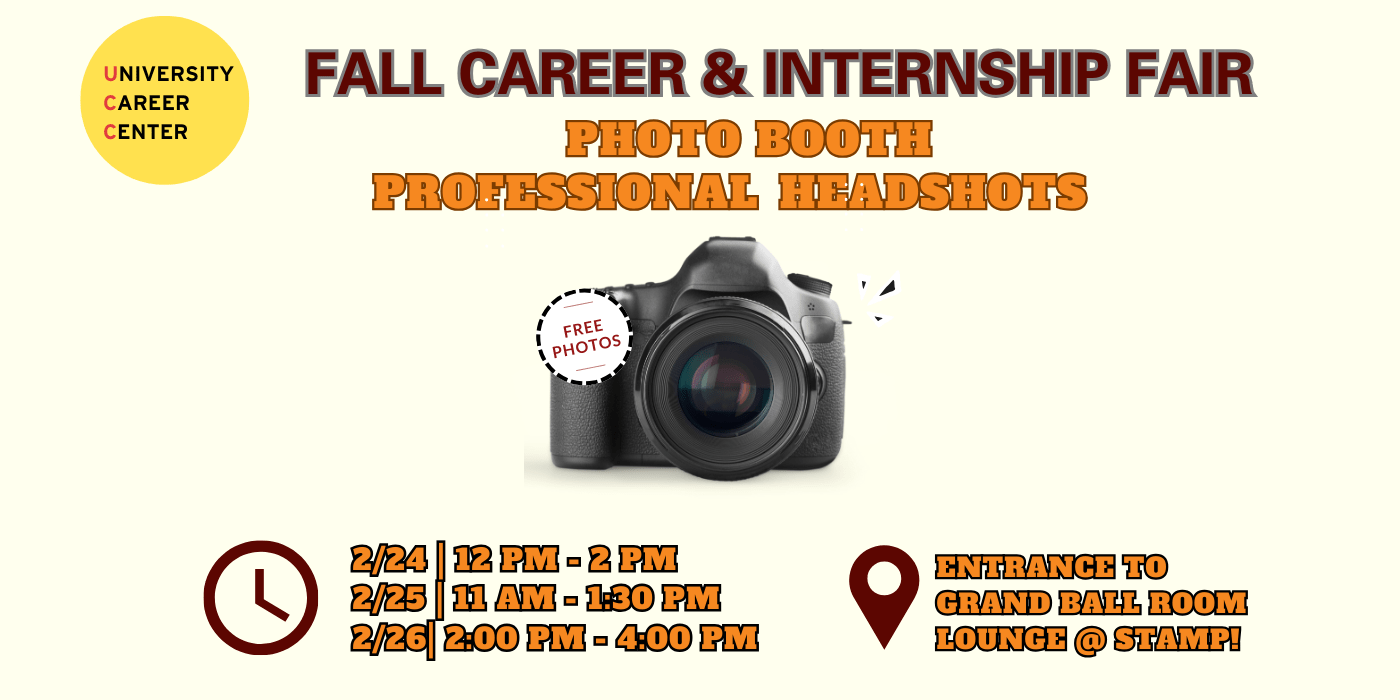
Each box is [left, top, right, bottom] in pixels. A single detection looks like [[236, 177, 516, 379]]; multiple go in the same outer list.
[[635, 297, 824, 481], [677, 342, 773, 437]]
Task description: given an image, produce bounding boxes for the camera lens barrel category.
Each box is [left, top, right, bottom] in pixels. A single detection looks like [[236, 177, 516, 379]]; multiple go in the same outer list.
[[634, 297, 823, 480]]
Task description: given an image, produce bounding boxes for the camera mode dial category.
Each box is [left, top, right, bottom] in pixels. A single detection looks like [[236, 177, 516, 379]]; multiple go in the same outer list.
[[787, 273, 832, 296]]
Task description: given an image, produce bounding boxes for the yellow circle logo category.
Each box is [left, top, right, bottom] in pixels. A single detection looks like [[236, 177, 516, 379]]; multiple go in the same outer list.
[[80, 17, 249, 185]]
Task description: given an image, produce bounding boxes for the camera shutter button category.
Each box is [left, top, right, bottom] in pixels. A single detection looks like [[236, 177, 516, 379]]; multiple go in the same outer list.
[[788, 273, 832, 296]]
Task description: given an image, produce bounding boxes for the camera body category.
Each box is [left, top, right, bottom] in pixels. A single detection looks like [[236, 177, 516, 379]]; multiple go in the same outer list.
[[550, 237, 845, 480]]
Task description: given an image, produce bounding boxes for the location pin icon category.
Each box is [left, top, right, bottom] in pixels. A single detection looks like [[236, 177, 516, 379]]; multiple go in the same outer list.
[[849, 545, 920, 648]]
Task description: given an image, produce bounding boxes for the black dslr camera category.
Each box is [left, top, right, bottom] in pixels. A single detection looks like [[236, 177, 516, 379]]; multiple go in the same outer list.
[[551, 237, 845, 481]]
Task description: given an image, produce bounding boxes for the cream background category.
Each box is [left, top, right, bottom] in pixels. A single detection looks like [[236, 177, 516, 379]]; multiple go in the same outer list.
[[2, 1, 1395, 697]]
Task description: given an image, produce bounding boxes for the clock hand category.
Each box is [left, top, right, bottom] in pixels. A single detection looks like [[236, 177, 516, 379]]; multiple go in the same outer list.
[[255, 568, 290, 621]]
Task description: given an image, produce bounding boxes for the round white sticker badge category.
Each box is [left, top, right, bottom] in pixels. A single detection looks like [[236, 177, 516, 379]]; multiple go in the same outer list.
[[536, 289, 633, 384]]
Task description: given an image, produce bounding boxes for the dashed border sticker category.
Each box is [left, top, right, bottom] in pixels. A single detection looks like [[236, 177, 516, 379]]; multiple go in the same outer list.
[[536, 289, 634, 385]]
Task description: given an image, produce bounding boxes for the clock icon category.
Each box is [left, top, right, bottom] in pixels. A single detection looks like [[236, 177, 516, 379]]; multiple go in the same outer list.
[[204, 541, 319, 655]]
